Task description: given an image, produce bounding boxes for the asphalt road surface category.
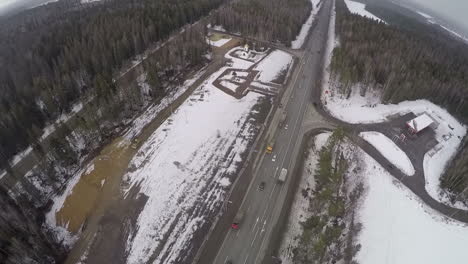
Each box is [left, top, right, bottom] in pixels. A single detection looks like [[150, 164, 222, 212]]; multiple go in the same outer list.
[[212, 1, 335, 263]]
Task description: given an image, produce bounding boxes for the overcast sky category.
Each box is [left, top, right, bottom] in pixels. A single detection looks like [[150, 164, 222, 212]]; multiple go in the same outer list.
[[1, 0, 468, 35]]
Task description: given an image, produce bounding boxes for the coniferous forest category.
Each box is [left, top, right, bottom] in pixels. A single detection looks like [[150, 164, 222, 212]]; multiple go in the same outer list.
[[332, 0, 468, 204], [0, 0, 222, 167], [212, 0, 313, 45]]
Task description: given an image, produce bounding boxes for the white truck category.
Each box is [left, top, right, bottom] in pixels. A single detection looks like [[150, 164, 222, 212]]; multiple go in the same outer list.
[[278, 168, 288, 183]]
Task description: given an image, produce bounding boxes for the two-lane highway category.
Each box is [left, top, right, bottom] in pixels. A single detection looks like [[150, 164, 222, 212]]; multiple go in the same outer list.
[[212, 0, 335, 263]]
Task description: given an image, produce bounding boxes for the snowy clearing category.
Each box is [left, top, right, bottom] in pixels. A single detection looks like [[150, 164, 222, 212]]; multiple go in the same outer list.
[[360, 131, 415, 176], [357, 149, 468, 264], [123, 47, 265, 264], [278, 132, 331, 263], [253, 50, 293, 83], [291, 0, 322, 49], [123, 68, 206, 141], [343, 0, 384, 23], [207, 37, 232, 47]]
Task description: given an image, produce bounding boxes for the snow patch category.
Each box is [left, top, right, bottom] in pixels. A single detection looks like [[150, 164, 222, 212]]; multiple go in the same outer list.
[[357, 149, 468, 264], [207, 37, 232, 47], [253, 50, 293, 83], [360, 131, 415, 176], [343, 0, 385, 23], [315, 132, 332, 150], [85, 164, 95, 175], [291, 0, 322, 49]]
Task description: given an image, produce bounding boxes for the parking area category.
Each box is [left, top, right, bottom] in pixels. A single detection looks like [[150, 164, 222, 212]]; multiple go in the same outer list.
[[359, 113, 439, 169]]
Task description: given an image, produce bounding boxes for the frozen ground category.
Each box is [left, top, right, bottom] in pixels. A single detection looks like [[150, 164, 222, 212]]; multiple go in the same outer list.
[[123, 47, 266, 264], [343, 0, 384, 23], [357, 148, 468, 264], [253, 50, 293, 83], [291, 0, 322, 49], [360, 131, 415, 176], [278, 132, 331, 263]]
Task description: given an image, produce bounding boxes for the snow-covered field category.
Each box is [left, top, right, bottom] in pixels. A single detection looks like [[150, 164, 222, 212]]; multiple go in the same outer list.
[[253, 50, 293, 83], [278, 132, 331, 263], [357, 149, 468, 264], [343, 0, 384, 23], [360, 131, 415, 176], [291, 0, 322, 49], [123, 47, 268, 264]]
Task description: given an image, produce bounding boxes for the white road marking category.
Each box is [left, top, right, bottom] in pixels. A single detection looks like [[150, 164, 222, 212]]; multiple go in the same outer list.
[[252, 217, 259, 231], [251, 227, 260, 246]]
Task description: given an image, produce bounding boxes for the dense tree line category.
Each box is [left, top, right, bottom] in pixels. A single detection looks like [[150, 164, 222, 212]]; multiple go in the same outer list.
[[294, 129, 362, 264], [332, 0, 468, 204], [0, 0, 222, 168], [212, 0, 313, 45]]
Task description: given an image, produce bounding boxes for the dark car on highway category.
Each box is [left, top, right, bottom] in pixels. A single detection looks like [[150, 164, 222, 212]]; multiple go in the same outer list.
[[259, 181, 266, 191]]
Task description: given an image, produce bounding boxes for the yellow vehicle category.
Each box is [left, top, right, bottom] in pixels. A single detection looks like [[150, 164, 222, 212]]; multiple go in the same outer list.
[[266, 143, 274, 154]]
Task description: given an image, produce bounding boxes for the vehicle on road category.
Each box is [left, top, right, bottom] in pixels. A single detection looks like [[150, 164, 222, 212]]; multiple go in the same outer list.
[[279, 111, 287, 127], [272, 154, 277, 162], [278, 168, 288, 183], [259, 181, 265, 191], [231, 210, 245, 229], [284, 124, 289, 130], [266, 142, 275, 154]]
